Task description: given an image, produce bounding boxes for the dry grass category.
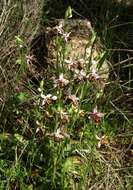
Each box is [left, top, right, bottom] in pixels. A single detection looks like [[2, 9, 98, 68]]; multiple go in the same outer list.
[[0, 0, 43, 105], [0, 1, 133, 189]]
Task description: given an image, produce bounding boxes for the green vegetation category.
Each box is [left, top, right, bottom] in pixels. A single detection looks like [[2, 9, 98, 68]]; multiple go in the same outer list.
[[0, 1, 133, 189]]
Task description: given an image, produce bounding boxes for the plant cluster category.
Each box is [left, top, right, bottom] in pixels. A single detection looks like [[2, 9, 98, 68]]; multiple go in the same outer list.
[[0, 4, 133, 190]]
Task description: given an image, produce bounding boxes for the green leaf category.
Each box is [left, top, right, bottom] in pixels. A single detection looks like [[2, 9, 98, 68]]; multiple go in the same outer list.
[[15, 36, 25, 49], [14, 134, 25, 144], [15, 36, 24, 45], [40, 80, 44, 90], [16, 92, 29, 103], [16, 58, 23, 65], [65, 6, 72, 19]]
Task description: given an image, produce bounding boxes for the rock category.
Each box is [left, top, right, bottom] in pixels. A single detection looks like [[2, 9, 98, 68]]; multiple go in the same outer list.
[[46, 19, 109, 83]]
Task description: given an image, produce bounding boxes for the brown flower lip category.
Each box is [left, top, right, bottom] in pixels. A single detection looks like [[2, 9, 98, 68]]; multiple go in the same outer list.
[[52, 128, 70, 142], [54, 73, 69, 88], [68, 94, 79, 106], [95, 135, 109, 148], [41, 93, 57, 106], [90, 106, 104, 123]]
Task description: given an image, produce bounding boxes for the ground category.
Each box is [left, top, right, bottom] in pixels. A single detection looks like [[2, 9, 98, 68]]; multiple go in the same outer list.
[[0, 1, 133, 190]]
